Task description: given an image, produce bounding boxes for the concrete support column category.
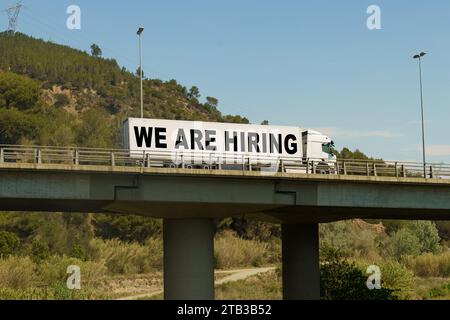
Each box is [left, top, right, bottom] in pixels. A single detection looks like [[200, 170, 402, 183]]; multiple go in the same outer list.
[[282, 223, 320, 300], [163, 219, 215, 300]]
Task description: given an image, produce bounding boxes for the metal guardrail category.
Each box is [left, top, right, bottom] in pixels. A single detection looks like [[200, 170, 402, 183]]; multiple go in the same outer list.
[[0, 144, 449, 180]]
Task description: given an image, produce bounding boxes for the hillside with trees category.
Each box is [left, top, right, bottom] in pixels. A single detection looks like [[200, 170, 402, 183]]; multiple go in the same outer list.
[[0, 32, 248, 148]]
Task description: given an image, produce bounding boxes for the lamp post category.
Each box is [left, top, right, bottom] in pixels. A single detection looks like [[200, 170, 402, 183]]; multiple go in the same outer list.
[[137, 27, 144, 118], [413, 51, 427, 178]]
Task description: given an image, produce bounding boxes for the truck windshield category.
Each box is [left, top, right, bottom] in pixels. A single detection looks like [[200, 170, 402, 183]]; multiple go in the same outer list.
[[322, 142, 335, 155]]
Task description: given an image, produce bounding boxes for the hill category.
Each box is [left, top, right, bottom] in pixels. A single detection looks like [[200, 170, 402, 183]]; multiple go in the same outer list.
[[0, 32, 248, 148]]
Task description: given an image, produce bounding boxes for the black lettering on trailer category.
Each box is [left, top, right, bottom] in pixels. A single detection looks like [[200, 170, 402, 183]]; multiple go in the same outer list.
[[205, 130, 217, 151], [248, 132, 260, 153], [190, 129, 204, 150], [155, 127, 167, 149], [175, 129, 189, 149], [240, 132, 246, 152], [225, 131, 238, 152], [261, 133, 267, 153], [134, 126, 152, 148], [284, 134, 298, 155], [270, 133, 282, 154]]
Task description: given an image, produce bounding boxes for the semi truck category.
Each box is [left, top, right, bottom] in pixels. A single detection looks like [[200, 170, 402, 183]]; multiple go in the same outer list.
[[123, 118, 336, 173]]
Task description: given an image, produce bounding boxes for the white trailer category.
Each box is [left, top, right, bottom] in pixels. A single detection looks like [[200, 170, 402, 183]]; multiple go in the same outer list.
[[123, 118, 336, 173]]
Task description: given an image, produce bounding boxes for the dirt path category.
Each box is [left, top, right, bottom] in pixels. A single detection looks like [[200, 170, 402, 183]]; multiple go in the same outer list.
[[116, 267, 276, 300]]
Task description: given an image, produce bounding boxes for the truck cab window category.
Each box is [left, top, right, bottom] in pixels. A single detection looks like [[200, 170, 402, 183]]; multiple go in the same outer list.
[[322, 143, 334, 155]]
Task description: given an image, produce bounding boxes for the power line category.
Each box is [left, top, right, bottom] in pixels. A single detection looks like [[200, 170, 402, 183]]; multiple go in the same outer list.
[[3, 1, 22, 35]]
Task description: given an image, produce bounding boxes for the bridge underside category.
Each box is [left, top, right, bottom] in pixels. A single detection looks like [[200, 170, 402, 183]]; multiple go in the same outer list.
[[1, 199, 450, 223], [0, 165, 450, 222]]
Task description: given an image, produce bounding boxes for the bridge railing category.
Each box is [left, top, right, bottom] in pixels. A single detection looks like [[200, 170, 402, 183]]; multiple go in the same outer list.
[[1, 144, 450, 180]]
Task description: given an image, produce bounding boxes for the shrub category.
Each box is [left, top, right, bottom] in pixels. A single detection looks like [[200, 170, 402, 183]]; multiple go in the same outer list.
[[31, 239, 50, 262], [386, 228, 421, 259], [145, 237, 163, 270], [378, 260, 415, 300], [407, 221, 441, 254], [320, 220, 385, 260], [53, 93, 70, 108], [320, 248, 396, 300], [0, 231, 20, 257]]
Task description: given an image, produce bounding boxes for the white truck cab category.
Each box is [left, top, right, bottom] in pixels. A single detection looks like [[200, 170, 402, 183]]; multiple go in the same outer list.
[[302, 130, 336, 162]]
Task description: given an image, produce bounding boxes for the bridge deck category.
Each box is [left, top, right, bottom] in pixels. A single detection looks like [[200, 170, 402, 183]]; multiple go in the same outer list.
[[1, 161, 450, 223]]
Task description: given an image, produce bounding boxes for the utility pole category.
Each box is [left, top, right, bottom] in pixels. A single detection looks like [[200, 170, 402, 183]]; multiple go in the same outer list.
[[413, 52, 427, 178]]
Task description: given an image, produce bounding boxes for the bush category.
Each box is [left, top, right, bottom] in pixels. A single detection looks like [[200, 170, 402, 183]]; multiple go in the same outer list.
[[31, 239, 50, 262], [378, 260, 415, 300], [386, 228, 421, 259], [320, 248, 395, 300], [214, 231, 276, 269], [53, 93, 70, 108], [403, 251, 450, 277], [0, 231, 20, 257], [320, 220, 385, 260]]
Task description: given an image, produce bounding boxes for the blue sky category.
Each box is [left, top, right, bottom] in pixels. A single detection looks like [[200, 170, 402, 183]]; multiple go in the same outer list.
[[2, 0, 450, 162]]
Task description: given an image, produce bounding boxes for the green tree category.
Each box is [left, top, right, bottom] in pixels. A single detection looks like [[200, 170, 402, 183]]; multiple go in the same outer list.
[[90, 43, 102, 57], [386, 228, 421, 259], [188, 86, 200, 99], [222, 114, 250, 124], [0, 72, 40, 110], [205, 96, 218, 109], [136, 67, 144, 79], [0, 108, 40, 144], [407, 221, 441, 254], [261, 120, 269, 125], [94, 214, 162, 243], [76, 108, 113, 148]]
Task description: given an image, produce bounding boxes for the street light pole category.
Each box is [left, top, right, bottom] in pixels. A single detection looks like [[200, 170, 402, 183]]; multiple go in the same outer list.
[[413, 52, 427, 178], [137, 27, 144, 118]]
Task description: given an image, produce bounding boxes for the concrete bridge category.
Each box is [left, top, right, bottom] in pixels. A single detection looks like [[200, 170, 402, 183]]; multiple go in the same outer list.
[[1, 145, 450, 300]]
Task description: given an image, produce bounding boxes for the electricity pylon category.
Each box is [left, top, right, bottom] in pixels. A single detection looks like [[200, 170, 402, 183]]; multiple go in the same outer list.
[[3, 1, 22, 35]]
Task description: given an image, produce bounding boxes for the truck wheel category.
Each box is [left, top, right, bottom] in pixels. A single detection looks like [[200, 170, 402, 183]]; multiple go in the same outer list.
[[316, 162, 330, 174]]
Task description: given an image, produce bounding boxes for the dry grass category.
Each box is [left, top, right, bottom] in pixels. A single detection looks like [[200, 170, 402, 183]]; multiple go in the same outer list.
[[403, 251, 450, 277], [89, 237, 162, 274], [215, 268, 281, 300], [0, 256, 34, 289], [214, 231, 278, 269]]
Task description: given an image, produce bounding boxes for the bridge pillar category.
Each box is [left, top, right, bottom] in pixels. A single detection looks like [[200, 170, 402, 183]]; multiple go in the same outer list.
[[163, 219, 215, 300], [282, 223, 320, 300]]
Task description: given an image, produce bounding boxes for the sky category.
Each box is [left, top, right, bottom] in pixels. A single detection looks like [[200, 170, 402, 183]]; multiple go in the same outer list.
[[1, 0, 450, 162]]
